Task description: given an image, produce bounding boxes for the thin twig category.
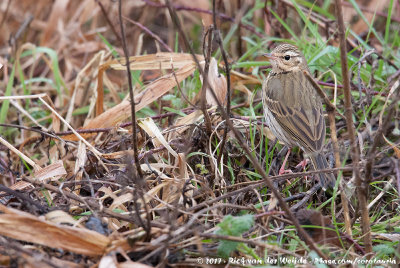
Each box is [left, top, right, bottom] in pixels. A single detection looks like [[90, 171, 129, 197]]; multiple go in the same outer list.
[[303, 70, 345, 120], [3, 100, 259, 138], [290, 183, 322, 211], [0, 184, 48, 212], [334, 0, 372, 254], [395, 160, 400, 196], [0, 123, 63, 142], [118, 0, 143, 178], [170, 62, 198, 109], [318, 81, 385, 96], [8, 14, 33, 47], [199, 232, 292, 250], [95, 0, 122, 44], [123, 15, 172, 52], [214, 0, 232, 166], [201, 27, 214, 136]]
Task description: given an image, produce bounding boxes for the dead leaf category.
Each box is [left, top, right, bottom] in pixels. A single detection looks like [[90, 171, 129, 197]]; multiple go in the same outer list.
[[34, 160, 67, 182], [109, 52, 204, 70], [0, 204, 110, 256], [63, 62, 197, 141], [383, 135, 400, 159], [199, 57, 227, 107], [138, 117, 178, 158], [45, 210, 82, 227]]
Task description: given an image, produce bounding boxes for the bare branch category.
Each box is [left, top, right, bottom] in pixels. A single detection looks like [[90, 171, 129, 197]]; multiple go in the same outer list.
[[334, 0, 372, 254], [118, 0, 143, 178]]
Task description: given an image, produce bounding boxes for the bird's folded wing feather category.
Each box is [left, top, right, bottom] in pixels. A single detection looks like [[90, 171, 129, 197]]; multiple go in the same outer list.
[[264, 73, 325, 152]]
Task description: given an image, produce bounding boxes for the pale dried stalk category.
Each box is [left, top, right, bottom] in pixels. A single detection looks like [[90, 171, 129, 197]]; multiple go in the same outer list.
[[38, 96, 103, 158], [0, 136, 39, 170]]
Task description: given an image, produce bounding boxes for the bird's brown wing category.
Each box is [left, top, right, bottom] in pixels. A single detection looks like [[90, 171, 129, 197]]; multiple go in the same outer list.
[[264, 71, 325, 153]]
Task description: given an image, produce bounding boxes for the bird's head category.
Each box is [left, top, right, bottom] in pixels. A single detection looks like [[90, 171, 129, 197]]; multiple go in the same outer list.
[[264, 44, 308, 74]]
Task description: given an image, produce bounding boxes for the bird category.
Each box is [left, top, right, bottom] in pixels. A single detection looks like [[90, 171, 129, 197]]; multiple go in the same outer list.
[[262, 43, 335, 190]]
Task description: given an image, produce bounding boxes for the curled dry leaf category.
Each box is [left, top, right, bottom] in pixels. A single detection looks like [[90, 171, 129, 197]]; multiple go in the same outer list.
[[235, 83, 253, 106], [109, 52, 204, 71], [33, 160, 67, 182], [73, 141, 87, 194], [0, 204, 110, 256], [0, 181, 34, 204], [64, 62, 198, 141], [0, 135, 40, 171], [168, 109, 204, 141], [138, 117, 178, 158], [200, 57, 228, 107], [383, 135, 400, 159], [45, 210, 82, 227]]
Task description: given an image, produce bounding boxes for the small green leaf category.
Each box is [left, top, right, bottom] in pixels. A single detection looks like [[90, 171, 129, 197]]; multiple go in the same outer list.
[[163, 107, 186, 117], [309, 251, 328, 268], [215, 215, 254, 258], [72, 105, 90, 116], [373, 244, 395, 255]]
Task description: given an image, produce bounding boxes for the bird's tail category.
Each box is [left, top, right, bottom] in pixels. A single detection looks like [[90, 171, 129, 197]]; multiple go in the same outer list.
[[310, 153, 336, 190]]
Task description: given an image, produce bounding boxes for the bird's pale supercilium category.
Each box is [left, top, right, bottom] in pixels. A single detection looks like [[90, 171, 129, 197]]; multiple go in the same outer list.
[[262, 43, 335, 189]]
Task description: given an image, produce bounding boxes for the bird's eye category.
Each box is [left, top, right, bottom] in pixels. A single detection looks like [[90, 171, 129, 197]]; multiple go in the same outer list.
[[284, 55, 291, 61]]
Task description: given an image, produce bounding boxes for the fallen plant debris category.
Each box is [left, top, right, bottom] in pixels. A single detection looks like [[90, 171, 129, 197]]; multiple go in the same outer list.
[[0, 0, 399, 267]]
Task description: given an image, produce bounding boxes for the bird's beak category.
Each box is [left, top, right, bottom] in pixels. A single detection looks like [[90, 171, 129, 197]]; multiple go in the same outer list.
[[263, 53, 277, 60]]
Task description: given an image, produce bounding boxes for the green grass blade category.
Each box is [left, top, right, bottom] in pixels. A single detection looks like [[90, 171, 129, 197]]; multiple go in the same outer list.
[[384, 0, 394, 44], [98, 32, 119, 58], [21, 47, 68, 102], [269, 9, 300, 42], [347, 0, 384, 45], [0, 64, 16, 134]]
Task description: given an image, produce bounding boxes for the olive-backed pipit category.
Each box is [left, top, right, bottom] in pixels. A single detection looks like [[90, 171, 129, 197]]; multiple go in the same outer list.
[[262, 43, 335, 189]]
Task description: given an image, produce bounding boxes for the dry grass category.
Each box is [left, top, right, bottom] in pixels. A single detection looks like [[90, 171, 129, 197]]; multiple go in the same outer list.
[[0, 0, 399, 267]]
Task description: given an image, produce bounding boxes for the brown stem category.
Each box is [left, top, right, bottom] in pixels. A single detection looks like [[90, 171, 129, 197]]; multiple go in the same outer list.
[[201, 27, 214, 136], [170, 62, 198, 109], [214, 0, 232, 167], [95, 0, 122, 44], [334, 0, 372, 254], [118, 0, 143, 178], [123, 15, 172, 52], [302, 70, 345, 120]]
